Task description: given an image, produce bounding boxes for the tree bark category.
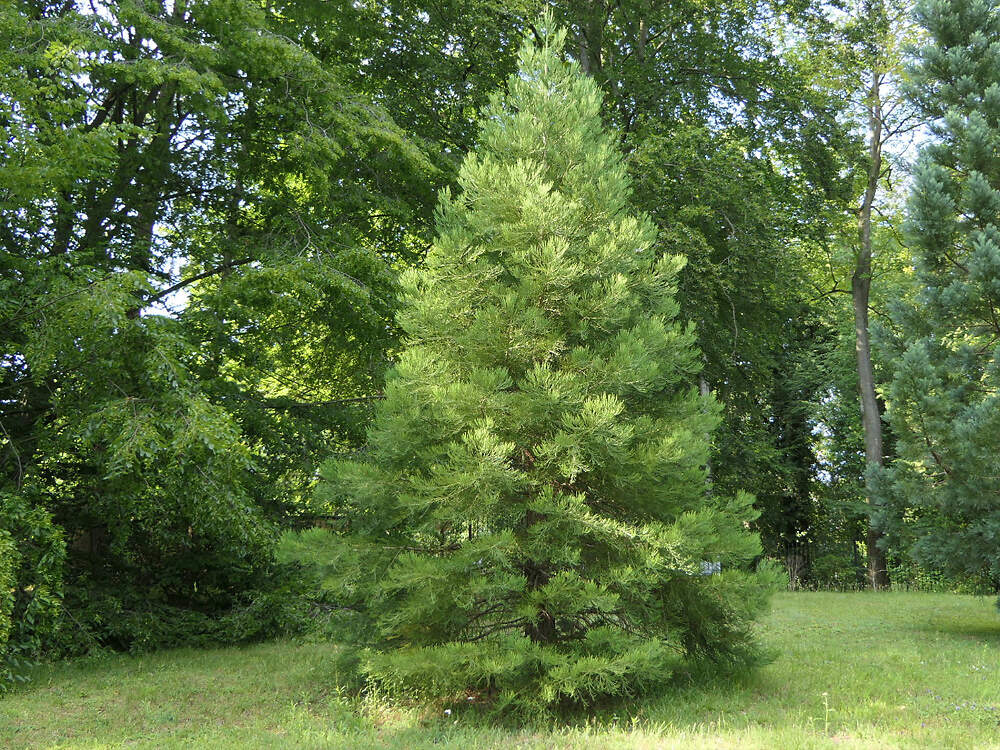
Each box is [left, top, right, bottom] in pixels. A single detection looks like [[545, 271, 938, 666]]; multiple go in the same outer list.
[[853, 67, 890, 590], [699, 371, 713, 486]]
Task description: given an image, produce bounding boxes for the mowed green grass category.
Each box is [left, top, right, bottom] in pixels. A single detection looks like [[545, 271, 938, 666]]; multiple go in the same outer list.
[[3, 592, 999, 749]]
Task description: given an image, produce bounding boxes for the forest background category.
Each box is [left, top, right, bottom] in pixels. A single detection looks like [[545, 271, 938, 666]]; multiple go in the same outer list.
[[3, 0, 998, 695]]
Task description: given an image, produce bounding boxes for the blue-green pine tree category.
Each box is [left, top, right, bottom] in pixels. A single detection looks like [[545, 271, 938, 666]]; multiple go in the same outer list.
[[880, 0, 1000, 587], [320, 25, 775, 712]]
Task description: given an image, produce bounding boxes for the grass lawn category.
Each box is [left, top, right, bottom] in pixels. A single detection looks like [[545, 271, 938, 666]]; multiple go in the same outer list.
[[2, 591, 999, 749]]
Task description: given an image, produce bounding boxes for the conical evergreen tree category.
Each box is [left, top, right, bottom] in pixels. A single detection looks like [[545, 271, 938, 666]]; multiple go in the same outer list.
[[880, 0, 1000, 587], [320, 25, 775, 712]]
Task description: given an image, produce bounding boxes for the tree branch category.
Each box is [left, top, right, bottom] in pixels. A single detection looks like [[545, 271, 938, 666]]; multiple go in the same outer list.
[[143, 257, 255, 306]]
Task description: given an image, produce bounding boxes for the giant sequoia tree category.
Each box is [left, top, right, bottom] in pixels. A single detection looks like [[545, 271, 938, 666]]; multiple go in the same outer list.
[[363, 2, 855, 562], [322, 27, 774, 712], [880, 0, 1000, 587]]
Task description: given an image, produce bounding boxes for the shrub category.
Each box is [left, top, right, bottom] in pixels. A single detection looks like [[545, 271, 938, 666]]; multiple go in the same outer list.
[[0, 493, 65, 693]]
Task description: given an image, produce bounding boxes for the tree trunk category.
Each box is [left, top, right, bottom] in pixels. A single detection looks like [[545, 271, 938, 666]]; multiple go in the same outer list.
[[699, 371, 713, 486], [853, 67, 890, 590], [520, 492, 554, 643]]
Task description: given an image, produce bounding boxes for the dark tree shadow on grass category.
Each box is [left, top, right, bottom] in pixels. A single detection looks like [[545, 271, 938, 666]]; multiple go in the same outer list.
[[917, 620, 1000, 643]]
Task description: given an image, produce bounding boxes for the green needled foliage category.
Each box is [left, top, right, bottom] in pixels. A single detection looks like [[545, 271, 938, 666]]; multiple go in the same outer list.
[[320, 25, 776, 714], [878, 0, 1000, 589]]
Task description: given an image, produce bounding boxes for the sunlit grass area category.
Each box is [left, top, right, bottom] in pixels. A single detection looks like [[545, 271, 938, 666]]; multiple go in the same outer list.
[[3, 591, 999, 749]]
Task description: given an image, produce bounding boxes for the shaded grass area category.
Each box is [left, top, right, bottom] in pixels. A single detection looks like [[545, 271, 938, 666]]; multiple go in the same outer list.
[[3, 591, 1000, 749]]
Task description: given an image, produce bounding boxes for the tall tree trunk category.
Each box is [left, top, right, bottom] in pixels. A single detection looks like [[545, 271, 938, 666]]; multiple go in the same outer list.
[[699, 370, 713, 486], [853, 68, 890, 590]]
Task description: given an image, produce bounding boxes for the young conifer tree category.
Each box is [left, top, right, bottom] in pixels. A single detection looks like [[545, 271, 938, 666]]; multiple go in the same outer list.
[[879, 0, 1000, 587], [321, 23, 775, 712]]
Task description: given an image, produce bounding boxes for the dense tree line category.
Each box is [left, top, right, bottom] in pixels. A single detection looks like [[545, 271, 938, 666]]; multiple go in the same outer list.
[[2, 0, 998, 702]]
